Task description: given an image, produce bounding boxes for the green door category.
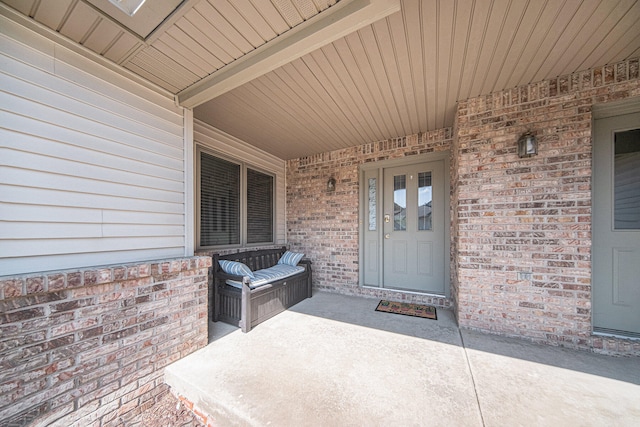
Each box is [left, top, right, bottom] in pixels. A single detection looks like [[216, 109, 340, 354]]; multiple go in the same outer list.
[[382, 160, 446, 294], [593, 111, 640, 337]]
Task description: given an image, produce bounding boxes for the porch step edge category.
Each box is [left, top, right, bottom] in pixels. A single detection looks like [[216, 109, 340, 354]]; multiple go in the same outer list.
[[164, 363, 253, 427]]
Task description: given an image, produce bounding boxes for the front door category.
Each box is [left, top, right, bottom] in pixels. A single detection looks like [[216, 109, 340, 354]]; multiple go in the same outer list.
[[382, 160, 446, 294], [593, 111, 640, 337]]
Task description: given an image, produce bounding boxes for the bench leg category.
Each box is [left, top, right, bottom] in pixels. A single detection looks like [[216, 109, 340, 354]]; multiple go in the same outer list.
[[241, 277, 252, 333]]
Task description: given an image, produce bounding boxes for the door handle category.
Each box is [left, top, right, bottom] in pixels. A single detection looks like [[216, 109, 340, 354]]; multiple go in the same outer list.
[[385, 233, 390, 239]]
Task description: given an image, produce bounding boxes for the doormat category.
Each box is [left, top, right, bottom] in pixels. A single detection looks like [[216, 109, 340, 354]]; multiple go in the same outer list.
[[375, 300, 437, 320]]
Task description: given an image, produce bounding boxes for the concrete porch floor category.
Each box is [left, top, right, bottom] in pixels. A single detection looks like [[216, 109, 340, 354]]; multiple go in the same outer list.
[[165, 292, 640, 426]]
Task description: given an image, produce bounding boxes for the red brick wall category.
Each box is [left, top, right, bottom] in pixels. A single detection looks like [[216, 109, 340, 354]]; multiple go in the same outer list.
[[453, 58, 640, 355], [286, 131, 452, 307], [0, 256, 210, 426]]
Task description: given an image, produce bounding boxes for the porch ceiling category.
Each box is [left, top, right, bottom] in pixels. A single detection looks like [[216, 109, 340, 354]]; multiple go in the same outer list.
[[3, 0, 640, 160]]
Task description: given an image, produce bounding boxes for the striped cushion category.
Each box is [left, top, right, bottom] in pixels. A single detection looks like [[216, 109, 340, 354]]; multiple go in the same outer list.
[[218, 260, 255, 279], [277, 251, 304, 266], [226, 264, 305, 289]]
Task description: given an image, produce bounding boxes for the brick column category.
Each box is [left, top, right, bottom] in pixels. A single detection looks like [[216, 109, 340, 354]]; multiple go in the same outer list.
[[453, 57, 640, 354]]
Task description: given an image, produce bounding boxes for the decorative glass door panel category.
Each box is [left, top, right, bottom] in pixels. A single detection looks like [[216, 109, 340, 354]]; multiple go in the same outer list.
[[418, 172, 432, 231], [393, 175, 406, 231]]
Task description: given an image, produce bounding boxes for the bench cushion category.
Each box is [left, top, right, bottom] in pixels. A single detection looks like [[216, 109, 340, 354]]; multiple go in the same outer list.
[[278, 251, 304, 266], [218, 260, 256, 279], [226, 264, 305, 289]]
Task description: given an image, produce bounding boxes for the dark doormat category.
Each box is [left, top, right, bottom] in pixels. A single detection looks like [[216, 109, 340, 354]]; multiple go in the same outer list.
[[375, 300, 437, 320]]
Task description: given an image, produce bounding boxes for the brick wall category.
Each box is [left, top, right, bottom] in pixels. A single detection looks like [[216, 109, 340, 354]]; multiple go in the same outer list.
[[453, 57, 640, 355], [0, 256, 211, 426], [286, 130, 452, 307], [450, 112, 463, 322], [285, 57, 640, 356]]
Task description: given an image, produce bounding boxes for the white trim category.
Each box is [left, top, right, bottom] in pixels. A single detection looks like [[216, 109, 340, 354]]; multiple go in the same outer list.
[[183, 108, 195, 256]]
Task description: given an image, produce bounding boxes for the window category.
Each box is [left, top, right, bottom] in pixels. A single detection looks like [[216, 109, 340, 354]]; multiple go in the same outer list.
[[393, 174, 406, 231], [418, 171, 432, 231], [246, 168, 274, 243], [199, 149, 274, 248], [614, 128, 640, 229]]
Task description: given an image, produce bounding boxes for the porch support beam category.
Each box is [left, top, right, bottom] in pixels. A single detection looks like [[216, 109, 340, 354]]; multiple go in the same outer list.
[[177, 0, 400, 109]]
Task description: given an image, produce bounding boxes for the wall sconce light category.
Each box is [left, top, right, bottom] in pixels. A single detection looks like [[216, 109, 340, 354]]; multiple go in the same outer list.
[[517, 132, 537, 158], [327, 177, 336, 192]]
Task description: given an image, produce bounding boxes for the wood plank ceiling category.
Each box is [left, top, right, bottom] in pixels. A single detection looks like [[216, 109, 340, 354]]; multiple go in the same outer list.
[[2, 0, 640, 160]]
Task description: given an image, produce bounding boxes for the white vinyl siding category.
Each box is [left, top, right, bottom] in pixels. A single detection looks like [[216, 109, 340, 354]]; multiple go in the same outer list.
[[0, 15, 187, 276], [194, 120, 286, 248]]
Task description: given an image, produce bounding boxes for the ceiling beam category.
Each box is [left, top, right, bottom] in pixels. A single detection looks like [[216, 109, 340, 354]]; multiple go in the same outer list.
[[177, 0, 400, 109]]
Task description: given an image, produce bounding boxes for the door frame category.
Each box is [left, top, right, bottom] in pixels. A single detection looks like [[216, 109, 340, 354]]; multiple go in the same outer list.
[[592, 96, 640, 337], [358, 151, 451, 297]]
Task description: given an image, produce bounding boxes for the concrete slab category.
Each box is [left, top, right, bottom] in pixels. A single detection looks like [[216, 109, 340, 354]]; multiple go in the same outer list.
[[166, 292, 640, 426], [461, 329, 640, 426]]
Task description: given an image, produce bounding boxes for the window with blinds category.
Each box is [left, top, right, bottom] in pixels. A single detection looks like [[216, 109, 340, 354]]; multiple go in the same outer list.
[[247, 168, 274, 243], [199, 151, 275, 248]]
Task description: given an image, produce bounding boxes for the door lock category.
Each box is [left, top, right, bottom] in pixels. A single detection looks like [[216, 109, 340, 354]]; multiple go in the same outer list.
[[384, 214, 390, 223]]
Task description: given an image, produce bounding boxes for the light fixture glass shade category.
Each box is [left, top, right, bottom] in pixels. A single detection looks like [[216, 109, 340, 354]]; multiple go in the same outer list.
[[109, 0, 147, 16], [327, 177, 336, 192], [517, 132, 537, 158]]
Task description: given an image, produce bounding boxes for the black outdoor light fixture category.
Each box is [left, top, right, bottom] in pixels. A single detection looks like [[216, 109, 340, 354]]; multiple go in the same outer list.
[[327, 177, 336, 192], [517, 131, 537, 158]]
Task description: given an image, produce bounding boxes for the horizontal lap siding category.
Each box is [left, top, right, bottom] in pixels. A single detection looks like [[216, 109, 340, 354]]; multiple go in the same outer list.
[[0, 16, 186, 276]]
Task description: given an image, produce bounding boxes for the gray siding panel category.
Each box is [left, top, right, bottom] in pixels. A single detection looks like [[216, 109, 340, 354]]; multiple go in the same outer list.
[[0, 16, 186, 276]]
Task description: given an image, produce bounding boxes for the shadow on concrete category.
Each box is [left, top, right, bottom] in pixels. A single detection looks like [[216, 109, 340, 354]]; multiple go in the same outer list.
[[287, 291, 640, 386], [174, 291, 639, 426]]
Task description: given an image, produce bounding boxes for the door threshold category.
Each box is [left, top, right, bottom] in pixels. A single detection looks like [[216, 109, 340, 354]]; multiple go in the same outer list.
[[361, 285, 446, 299], [593, 327, 640, 341]]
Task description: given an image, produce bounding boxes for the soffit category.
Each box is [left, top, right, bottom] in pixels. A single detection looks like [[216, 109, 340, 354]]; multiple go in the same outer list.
[[2, 0, 640, 160], [0, 0, 338, 90], [195, 0, 640, 159]]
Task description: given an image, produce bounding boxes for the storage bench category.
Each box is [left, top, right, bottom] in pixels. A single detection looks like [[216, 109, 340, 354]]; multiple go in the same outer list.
[[212, 246, 312, 332]]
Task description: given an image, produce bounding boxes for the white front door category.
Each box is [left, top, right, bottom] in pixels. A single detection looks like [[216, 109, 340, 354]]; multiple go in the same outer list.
[[593, 111, 640, 337]]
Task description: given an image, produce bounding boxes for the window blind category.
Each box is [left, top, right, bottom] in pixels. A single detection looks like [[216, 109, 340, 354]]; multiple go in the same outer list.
[[200, 152, 240, 246], [247, 168, 274, 244]]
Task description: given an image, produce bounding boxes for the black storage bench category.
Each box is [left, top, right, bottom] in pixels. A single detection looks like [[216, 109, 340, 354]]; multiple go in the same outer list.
[[212, 246, 312, 332]]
